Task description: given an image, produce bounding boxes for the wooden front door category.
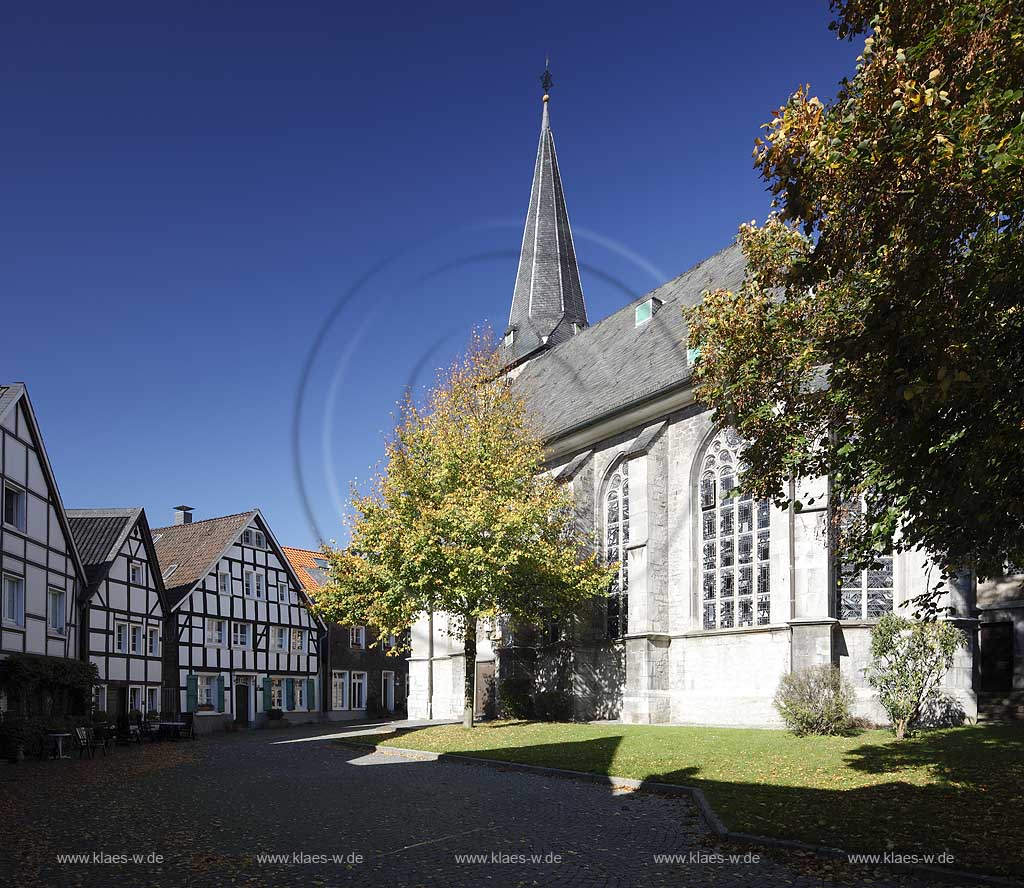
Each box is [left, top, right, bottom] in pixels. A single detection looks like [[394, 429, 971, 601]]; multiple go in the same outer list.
[[234, 683, 249, 724], [979, 622, 1014, 692]]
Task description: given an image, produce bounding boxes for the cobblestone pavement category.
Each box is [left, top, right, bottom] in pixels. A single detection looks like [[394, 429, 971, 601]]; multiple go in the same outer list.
[[0, 723, 949, 888]]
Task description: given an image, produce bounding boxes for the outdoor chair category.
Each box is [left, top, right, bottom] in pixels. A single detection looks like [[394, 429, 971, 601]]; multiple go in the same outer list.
[[139, 720, 159, 742], [180, 713, 197, 740], [74, 727, 106, 759]]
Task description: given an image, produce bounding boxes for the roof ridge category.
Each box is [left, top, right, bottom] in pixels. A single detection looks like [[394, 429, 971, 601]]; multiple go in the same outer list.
[[151, 509, 257, 533]]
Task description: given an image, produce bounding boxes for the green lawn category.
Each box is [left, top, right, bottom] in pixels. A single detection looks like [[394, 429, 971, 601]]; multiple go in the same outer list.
[[340, 720, 1024, 877]]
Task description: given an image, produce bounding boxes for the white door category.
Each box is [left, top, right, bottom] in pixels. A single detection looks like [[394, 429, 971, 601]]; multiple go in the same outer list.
[[382, 671, 395, 712]]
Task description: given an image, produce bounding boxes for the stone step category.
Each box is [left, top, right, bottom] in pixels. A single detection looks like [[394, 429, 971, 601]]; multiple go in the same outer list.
[[976, 690, 1024, 722]]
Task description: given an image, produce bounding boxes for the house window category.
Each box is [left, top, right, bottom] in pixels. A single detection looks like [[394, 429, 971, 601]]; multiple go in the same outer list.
[[278, 582, 289, 601], [350, 672, 367, 709], [837, 499, 894, 620], [231, 622, 251, 648], [115, 621, 128, 653], [93, 684, 107, 713], [699, 429, 771, 630], [268, 581, 278, 602], [244, 571, 255, 597], [255, 574, 264, 599], [3, 574, 25, 627], [604, 465, 629, 638], [350, 626, 365, 649], [128, 686, 143, 713], [47, 586, 66, 635], [241, 529, 254, 546], [218, 571, 231, 595], [129, 561, 144, 585], [295, 679, 306, 710], [147, 626, 160, 656], [254, 531, 266, 549], [146, 687, 159, 714], [271, 626, 287, 651], [270, 678, 283, 709], [290, 628, 305, 652], [386, 633, 397, 650], [206, 619, 227, 646], [129, 624, 143, 654], [331, 670, 349, 709], [3, 482, 27, 532], [197, 675, 218, 707]]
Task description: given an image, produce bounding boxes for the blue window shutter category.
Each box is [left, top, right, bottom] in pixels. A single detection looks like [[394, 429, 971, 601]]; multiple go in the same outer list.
[[306, 678, 316, 710], [286, 678, 295, 710], [262, 677, 272, 711], [186, 675, 198, 713], [217, 675, 225, 712]]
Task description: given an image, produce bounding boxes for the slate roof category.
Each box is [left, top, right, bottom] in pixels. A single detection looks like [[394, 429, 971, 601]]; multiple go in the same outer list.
[[503, 95, 588, 365], [152, 510, 257, 607], [514, 241, 746, 442], [67, 508, 141, 587], [0, 383, 26, 427], [282, 546, 330, 596]]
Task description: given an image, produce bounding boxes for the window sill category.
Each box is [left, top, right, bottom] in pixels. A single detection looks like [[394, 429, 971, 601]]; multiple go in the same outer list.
[[2, 522, 26, 534], [47, 631, 67, 639], [680, 623, 786, 638]]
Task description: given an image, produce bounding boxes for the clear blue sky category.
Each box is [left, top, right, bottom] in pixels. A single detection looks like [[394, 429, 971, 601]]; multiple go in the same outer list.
[[1, 2, 859, 548]]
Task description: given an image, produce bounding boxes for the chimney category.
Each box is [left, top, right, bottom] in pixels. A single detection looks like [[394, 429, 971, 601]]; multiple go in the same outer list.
[[173, 505, 194, 525]]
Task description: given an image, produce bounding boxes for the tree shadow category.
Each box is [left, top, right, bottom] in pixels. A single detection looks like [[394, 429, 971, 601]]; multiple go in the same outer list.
[[369, 724, 1024, 879]]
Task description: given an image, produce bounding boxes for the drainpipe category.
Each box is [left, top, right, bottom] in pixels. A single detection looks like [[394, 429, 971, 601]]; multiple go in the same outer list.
[[426, 609, 434, 720], [788, 476, 797, 672]]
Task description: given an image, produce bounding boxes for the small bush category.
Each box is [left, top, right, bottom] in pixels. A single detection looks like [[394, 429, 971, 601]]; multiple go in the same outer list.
[[267, 708, 284, 721], [774, 665, 854, 735], [533, 690, 573, 722], [867, 614, 967, 740], [91, 709, 109, 723], [498, 676, 533, 719]]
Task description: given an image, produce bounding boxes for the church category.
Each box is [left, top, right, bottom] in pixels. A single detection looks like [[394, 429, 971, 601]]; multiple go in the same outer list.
[[407, 78, 1019, 728]]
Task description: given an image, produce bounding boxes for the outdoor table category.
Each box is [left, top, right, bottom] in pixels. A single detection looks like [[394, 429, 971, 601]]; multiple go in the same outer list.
[[47, 732, 72, 760], [159, 721, 185, 739]]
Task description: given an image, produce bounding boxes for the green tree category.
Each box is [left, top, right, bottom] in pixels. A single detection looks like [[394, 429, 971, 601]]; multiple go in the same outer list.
[[866, 614, 966, 740], [313, 333, 616, 727], [687, 1, 1024, 609]]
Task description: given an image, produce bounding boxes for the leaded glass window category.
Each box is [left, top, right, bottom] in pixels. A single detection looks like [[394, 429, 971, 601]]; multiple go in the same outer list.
[[836, 499, 894, 619], [700, 430, 771, 630], [605, 465, 629, 638]]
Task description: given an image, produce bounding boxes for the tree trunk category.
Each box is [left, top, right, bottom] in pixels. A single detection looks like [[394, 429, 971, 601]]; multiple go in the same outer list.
[[463, 618, 476, 728]]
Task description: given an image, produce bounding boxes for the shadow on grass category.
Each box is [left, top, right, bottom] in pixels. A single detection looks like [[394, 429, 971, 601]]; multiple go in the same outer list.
[[355, 723, 1024, 879]]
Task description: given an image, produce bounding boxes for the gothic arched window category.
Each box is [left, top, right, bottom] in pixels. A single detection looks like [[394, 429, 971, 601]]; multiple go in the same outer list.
[[699, 429, 771, 630], [836, 499, 894, 619], [605, 464, 629, 639]]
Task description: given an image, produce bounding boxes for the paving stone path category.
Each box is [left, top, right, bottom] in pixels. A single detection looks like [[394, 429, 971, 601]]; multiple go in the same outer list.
[[0, 723, 943, 887]]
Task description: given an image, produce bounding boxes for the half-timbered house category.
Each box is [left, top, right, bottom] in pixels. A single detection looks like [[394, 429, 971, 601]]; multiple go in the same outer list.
[[67, 508, 167, 718], [0, 384, 86, 671], [153, 507, 324, 732], [283, 545, 409, 720]]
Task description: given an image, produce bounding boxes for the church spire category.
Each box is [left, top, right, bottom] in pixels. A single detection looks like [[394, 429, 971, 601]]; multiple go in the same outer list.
[[504, 62, 588, 365]]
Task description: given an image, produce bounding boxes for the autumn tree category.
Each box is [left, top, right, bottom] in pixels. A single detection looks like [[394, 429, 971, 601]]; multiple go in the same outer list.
[[313, 332, 616, 727], [687, 1, 1024, 609]]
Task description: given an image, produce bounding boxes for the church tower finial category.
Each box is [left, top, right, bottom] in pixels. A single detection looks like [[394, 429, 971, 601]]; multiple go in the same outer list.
[[503, 60, 588, 365]]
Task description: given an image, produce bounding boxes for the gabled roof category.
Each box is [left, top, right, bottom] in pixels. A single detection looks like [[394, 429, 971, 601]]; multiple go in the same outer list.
[[0, 383, 88, 591], [513, 241, 746, 443], [66, 508, 167, 602], [503, 91, 588, 366], [282, 545, 329, 596], [152, 510, 257, 608]]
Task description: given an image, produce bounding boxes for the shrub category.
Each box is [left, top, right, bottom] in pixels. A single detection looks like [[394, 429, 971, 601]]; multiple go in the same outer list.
[[866, 614, 967, 740], [533, 690, 573, 722], [145, 709, 160, 721], [774, 665, 854, 735], [91, 709, 109, 723], [498, 676, 533, 719], [267, 708, 284, 721]]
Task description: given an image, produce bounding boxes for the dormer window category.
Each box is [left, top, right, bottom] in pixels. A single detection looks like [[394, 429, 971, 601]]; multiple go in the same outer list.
[[635, 297, 663, 327], [503, 329, 515, 348]]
